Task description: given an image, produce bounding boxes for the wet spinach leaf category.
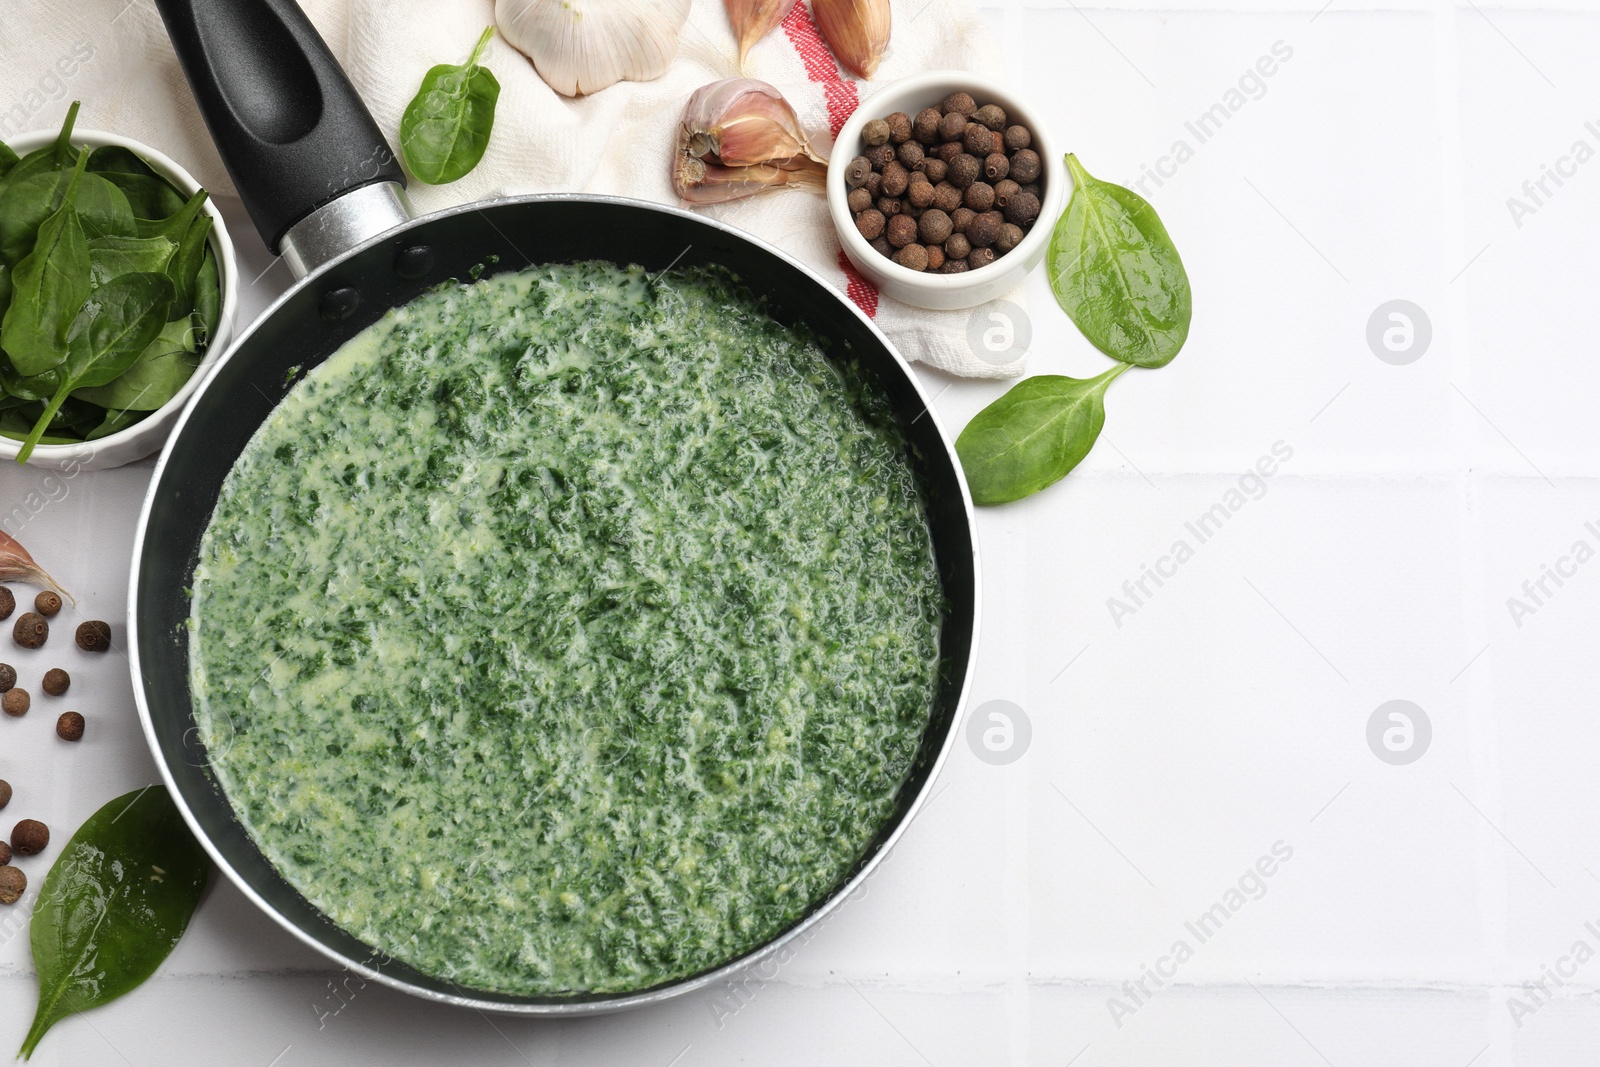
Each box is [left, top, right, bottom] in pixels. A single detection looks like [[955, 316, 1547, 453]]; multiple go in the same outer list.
[[400, 26, 501, 185], [19, 785, 209, 1059], [955, 364, 1127, 505], [1049, 153, 1192, 368]]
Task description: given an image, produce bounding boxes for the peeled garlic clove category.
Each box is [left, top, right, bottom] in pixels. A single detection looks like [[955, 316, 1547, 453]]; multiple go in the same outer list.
[[725, 0, 799, 68], [496, 0, 691, 97], [811, 0, 891, 79], [679, 79, 829, 170]]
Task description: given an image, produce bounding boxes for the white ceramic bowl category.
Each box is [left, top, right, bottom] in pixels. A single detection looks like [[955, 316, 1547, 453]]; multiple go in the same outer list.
[[1, 128, 238, 470], [828, 70, 1068, 311]]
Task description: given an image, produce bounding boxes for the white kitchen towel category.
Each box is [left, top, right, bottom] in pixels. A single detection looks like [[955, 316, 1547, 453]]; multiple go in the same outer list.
[[0, 0, 1027, 377]]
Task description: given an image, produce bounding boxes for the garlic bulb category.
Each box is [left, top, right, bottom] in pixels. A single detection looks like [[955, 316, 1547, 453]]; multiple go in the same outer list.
[[673, 79, 829, 204], [724, 0, 799, 68], [811, 0, 891, 79], [496, 0, 691, 97]]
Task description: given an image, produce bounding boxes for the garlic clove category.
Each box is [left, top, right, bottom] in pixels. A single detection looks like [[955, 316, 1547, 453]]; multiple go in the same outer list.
[[674, 79, 830, 204], [724, 0, 799, 68], [495, 0, 691, 97], [674, 157, 826, 205], [811, 0, 891, 79]]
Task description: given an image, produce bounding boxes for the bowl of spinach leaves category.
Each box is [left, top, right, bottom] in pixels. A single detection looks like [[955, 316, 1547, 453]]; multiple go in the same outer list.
[[0, 102, 238, 469]]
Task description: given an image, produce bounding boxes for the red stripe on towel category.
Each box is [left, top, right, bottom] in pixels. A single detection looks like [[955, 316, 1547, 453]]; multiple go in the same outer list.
[[783, 3, 879, 318]]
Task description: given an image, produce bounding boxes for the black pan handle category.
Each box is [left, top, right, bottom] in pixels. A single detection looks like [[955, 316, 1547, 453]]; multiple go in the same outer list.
[[154, 0, 406, 254]]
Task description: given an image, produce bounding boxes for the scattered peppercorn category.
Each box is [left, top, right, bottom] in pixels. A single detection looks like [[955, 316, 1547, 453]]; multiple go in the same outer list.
[[33, 591, 61, 617], [0, 865, 23, 905], [1009, 148, 1041, 184], [10, 819, 47, 856], [56, 711, 84, 742], [0, 664, 13, 692], [0, 842, 9, 865], [893, 243, 929, 271], [42, 668, 69, 696], [76, 620, 112, 653], [974, 103, 1007, 131], [0, 780, 9, 809], [12, 612, 47, 650], [848, 93, 1043, 273], [2, 689, 27, 717], [0, 588, 12, 621]]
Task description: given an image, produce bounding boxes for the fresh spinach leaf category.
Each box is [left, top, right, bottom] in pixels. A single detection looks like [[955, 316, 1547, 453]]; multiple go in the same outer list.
[[400, 26, 501, 186], [74, 316, 199, 411], [0, 261, 12, 324], [0, 171, 134, 265], [1049, 153, 1192, 368], [955, 364, 1127, 505], [86, 407, 143, 440], [86, 144, 161, 180], [166, 212, 212, 320], [98, 171, 186, 220], [88, 235, 177, 286], [192, 246, 220, 347], [15, 270, 173, 462], [0, 102, 80, 188], [1, 149, 93, 378], [19, 785, 209, 1059], [0, 140, 18, 178]]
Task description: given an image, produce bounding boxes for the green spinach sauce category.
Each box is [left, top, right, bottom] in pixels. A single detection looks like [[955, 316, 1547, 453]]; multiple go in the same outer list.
[[190, 263, 943, 995]]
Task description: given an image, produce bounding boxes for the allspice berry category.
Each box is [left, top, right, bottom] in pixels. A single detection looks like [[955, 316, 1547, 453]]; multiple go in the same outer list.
[[893, 243, 929, 271], [0, 780, 10, 809], [10, 819, 48, 856], [932, 182, 962, 213], [925, 245, 946, 271], [869, 236, 893, 258], [944, 232, 971, 260], [969, 247, 998, 270], [0, 842, 9, 865], [948, 153, 980, 189], [0, 588, 12, 621], [12, 612, 47, 650], [854, 209, 886, 240], [76, 620, 112, 653], [997, 222, 1025, 253], [941, 91, 977, 117], [1009, 148, 1042, 184], [964, 181, 996, 212], [906, 179, 935, 210], [918, 208, 954, 245], [42, 668, 69, 696], [863, 171, 883, 198], [1003, 125, 1032, 151], [865, 143, 896, 169], [967, 210, 1002, 249], [848, 187, 873, 214], [880, 160, 909, 197], [950, 207, 976, 234], [920, 158, 947, 184], [56, 711, 85, 742], [862, 118, 891, 147], [885, 111, 912, 144], [935, 141, 963, 164], [937, 111, 967, 143], [876, 196, 902, 216], [33, 591, 61, 617], [1004, 191, 1042, 226], [984, 152, 1010, 182], [993, 178, 1021, 208], [0, 865, 24, 906], [974, 103, 1007, 131], [963, 122, 992, 157], [940, 258, 969, 274], [896, 141, 924, 169], [913, 107, 942, 143], [886, 212, 918, 249], [844, 156, 872, 188], [2, 689, 27, 717], [0, 663, 13, 692]]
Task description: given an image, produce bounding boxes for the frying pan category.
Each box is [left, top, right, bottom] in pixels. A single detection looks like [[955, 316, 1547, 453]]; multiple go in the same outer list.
[[129, 0, 979, 1014]]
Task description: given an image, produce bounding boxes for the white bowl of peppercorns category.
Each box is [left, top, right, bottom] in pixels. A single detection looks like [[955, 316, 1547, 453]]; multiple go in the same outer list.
[[828, 71, 1066, 311]]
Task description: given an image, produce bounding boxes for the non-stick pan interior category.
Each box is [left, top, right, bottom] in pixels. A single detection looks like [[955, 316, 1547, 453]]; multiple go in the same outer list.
[[134, 196, 976, 1009]]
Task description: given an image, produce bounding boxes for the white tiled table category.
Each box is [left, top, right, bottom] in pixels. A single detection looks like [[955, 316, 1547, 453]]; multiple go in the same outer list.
[[4, 2, 1599, 1063]]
